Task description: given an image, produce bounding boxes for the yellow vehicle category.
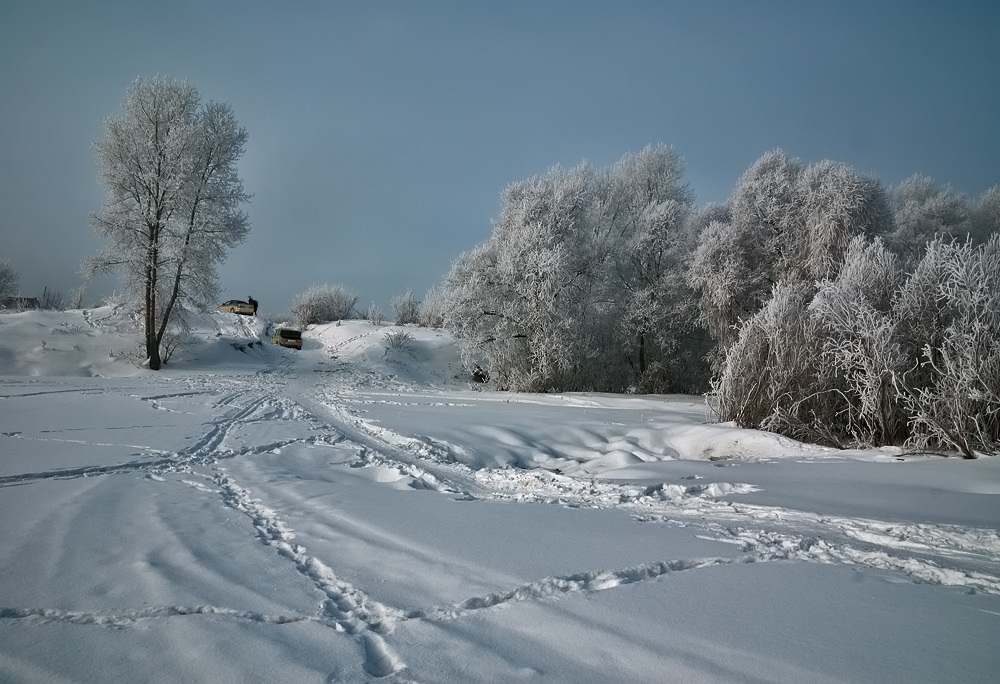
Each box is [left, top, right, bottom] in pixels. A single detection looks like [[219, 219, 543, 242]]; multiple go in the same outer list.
[[217, 299, 256, 315], [272, 328, 302, 350]]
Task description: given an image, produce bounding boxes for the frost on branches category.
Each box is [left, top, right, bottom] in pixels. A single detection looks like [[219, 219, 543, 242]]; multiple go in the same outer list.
[[441, 145, 708, 393], [85, 76, 250, 370], [440, 143, 999, 456]]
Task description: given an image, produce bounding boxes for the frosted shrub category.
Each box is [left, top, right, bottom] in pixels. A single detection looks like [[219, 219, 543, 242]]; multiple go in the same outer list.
[[391, 290, 420, 325], [810, 237, 907, 445], [419, 286, 446, 328], [69, 286, 85, 310], [40, 286, 65, 311], [712, 281, 822, 432], [365, 303, 384, 325], [382, 330, 413, 353], [291, 284, 358, 327], [895, 236, 1000, 456], [971, 185, 1000, 244], [717, 234, 1000, 456]]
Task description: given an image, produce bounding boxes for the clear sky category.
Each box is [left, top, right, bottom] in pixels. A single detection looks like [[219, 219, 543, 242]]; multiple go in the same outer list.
[[2, 0, 998, 315]]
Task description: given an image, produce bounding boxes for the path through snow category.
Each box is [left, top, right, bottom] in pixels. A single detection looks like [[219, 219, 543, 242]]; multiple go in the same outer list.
[[1, 312, 998, 682]]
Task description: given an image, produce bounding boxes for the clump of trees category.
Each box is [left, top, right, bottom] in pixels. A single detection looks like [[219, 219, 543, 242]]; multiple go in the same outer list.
[[440, 144, 709, 393], [434, 145, 1000, 456], [85, 76, 251, 369], [697, 153, 1000, 457]]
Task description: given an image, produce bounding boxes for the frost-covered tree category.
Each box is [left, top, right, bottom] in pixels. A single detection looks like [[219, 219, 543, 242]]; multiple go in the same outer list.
[[442, 146, 705, 392], [0, 260, 18, 300], [970, 185, 1000, 244], [689, 150, 805, 348], [446, 163, 595, 391], [596, 145, 704, 392], [689, 151, 892, 351], [796, 160, 893, 281], [887, 175, 971, 265], [86, 76, 250, 369]]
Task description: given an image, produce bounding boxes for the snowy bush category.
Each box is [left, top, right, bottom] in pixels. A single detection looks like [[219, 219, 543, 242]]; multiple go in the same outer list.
[[418, 286, 446, 328], [714, 234, 1000, 456], [711, 281, 823, 434], [809, 237, 907, 446], [291, 284, 358, 327], [382, 330, 413, 353], [69, 286, 85, 310], [971, 185, 1000, 244], [391, 290, 420, 325], [40, 286, 65, 311], [365, 302, 384, 325], [894, 236, 1000, 456]]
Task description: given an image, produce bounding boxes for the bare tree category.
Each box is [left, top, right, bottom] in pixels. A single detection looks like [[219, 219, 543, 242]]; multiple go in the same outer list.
[[85, 76, 250, 369]]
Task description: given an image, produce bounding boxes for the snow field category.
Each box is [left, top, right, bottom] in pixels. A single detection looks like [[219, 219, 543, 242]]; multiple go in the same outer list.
[[1, 309, 998, 682]]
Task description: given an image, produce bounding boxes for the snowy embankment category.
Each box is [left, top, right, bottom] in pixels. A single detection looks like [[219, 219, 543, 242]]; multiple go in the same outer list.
[[1, 307, 998, 683]]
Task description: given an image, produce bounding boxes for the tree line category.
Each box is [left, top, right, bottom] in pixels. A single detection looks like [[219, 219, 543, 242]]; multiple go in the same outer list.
[[435, 146, 1000, 456]]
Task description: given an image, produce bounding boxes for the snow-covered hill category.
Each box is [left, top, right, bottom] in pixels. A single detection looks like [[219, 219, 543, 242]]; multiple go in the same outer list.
[[1, 307, 998, 682]]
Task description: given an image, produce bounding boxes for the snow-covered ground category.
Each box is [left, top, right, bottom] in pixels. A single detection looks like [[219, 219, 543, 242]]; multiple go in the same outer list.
[[1, 306, 998, 683]]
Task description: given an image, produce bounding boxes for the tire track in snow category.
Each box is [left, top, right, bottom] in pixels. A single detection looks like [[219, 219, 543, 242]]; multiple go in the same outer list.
[[407, 556, 742, 622], [11, 372, 996, 679], [3, 379, 412, 679], [319, 403, 1000, 597], [0, 605, 309, 628], [0, 387, 278, 484], [475, 467, 1000, 595], [0, 456, 179, 487], [304, 389, 489, 499]]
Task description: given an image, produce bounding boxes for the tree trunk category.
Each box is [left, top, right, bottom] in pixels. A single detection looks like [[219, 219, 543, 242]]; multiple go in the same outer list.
[[145, 227, 162, 370]]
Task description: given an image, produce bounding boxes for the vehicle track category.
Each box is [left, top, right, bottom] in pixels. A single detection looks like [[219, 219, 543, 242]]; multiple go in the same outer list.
[[3, 372, 999, 682]]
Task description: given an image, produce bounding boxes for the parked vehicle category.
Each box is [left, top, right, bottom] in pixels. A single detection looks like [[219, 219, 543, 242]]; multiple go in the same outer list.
[[272, 327, 302, 350], [217, 299, 255, 315]]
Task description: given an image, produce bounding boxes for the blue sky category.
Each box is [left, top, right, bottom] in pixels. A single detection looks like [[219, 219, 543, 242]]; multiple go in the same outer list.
[[2, 1, 998, 315]]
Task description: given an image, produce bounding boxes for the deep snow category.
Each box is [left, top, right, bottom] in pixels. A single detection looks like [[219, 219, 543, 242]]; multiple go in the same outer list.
[[0, 306, 998, 683]]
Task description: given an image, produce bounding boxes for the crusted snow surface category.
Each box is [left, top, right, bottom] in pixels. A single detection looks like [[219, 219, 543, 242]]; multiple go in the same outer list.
[[1, 311, 998, 682]]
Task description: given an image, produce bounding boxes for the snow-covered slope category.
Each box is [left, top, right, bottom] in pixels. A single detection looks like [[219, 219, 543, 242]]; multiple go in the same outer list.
[[1, 308, 998, 683]]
